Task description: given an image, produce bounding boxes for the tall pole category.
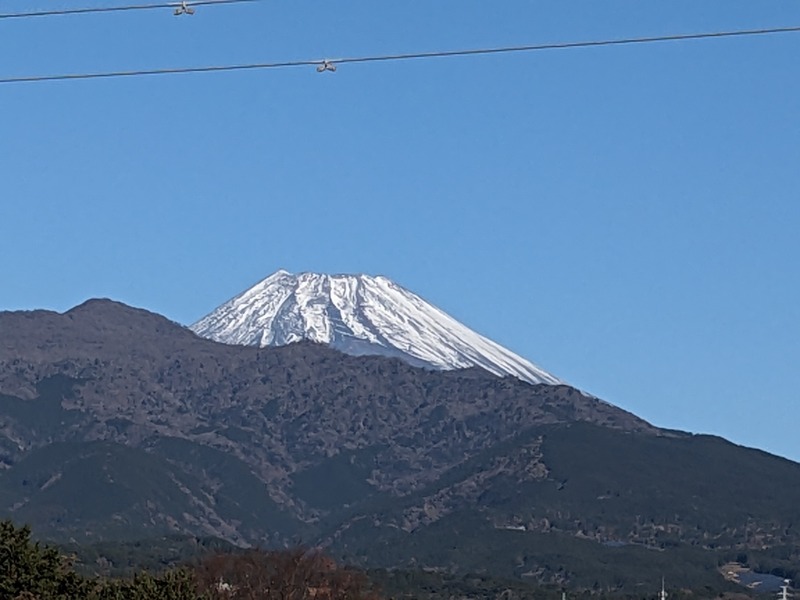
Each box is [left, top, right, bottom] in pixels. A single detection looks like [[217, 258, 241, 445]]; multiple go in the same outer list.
[[779, 579, 791, 600]]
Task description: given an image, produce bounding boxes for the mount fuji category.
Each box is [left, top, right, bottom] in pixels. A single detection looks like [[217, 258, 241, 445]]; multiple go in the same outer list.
[[190, 270, 561, 385]]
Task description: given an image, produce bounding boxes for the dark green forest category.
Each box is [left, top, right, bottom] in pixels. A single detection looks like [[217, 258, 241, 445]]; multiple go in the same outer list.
[[4, 518, 788, 600]]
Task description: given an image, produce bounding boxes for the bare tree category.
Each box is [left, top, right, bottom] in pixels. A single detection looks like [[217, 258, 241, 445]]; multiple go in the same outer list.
[[194, 547, 381, 600]]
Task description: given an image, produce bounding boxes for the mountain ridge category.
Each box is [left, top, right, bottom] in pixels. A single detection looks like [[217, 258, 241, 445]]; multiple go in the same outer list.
[[0, 299, 653, 525]]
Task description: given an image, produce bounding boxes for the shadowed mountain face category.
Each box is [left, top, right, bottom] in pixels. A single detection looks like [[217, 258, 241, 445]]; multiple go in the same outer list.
[[2, 300, 800, 592]]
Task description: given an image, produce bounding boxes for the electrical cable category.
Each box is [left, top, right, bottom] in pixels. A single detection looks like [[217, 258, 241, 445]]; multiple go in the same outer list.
[[1, 24, 799, 85], [0, 0, 254, 19]]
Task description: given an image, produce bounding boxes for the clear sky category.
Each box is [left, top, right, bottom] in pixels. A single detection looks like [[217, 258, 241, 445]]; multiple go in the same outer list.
[[2, 2, 799, 461]]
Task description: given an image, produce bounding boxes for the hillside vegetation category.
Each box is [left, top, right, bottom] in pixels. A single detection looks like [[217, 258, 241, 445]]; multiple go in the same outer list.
[[1, 300, 799, 593]]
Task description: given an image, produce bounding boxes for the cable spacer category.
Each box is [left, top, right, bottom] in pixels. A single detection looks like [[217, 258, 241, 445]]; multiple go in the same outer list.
[[316, 60, 337, 73], [173, 1, 195, 15]]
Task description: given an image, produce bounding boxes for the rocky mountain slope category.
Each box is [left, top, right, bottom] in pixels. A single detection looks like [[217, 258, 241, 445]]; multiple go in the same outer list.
[[2, 300, 800, 592], [191, 270, 561, 385]]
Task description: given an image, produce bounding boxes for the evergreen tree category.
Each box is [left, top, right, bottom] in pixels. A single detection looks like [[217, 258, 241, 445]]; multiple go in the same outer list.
[[0, 519, 88, 600]]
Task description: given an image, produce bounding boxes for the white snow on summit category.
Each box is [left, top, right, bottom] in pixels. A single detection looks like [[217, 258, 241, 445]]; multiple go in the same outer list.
[[190, 270, 561, 386]]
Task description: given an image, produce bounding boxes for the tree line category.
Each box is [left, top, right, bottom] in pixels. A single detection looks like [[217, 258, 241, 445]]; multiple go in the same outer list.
[[0, 519, 381, 600]]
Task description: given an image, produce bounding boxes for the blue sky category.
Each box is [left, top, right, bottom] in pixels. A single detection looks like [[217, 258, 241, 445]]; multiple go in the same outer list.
[[2, 2, 799, 460]]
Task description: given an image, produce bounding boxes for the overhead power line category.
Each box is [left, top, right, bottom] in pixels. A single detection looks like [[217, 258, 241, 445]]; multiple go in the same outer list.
[[1, 24, 799, 85], [0, 0, 254, 19]]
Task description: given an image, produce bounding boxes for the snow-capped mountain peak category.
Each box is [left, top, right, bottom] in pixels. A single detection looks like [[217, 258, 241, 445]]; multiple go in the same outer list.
[[190, 271, 561, 385]]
